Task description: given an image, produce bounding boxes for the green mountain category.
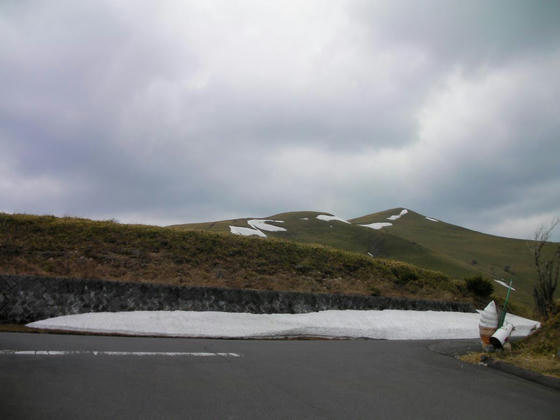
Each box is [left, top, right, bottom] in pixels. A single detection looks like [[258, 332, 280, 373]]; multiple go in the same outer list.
[[171, 208, 552, 310], [350, 208, 544, 307], [171, 210, 460, 276]]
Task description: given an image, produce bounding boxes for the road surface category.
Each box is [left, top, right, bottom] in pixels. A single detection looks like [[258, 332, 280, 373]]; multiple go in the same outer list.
[[0, 333, 557, 419]]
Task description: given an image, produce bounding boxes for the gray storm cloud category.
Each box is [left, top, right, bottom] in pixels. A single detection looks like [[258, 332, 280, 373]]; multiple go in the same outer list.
[[1, 0, 559, 239]]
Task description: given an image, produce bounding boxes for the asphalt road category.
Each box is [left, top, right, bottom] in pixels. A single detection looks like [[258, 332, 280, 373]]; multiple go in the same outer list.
[[1, 333, 558, 419]]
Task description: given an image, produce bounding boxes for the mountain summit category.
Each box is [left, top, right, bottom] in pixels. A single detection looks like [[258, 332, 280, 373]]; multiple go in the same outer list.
[[171, 208, 545, 308]]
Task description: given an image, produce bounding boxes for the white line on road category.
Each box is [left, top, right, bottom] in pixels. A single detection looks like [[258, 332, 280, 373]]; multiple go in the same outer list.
[[0, 350, 241, 357]]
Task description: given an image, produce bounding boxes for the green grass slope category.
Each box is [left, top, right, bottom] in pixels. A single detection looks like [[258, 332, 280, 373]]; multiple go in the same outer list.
[[0, 213, 470, 303], [351, 208, 550, 309], [171, 211, 468, 279], [173, 207, 554, 312]]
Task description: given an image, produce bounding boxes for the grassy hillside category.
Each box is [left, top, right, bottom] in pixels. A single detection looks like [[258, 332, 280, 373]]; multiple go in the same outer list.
[[171, 211, 473, 280], [351, 209, 549, 309], [173, 208, 555, 312], [0, 213, 470, 303]]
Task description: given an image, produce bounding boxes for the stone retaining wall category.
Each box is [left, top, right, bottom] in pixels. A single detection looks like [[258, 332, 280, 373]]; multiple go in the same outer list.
[[0, 274, 475, 324]]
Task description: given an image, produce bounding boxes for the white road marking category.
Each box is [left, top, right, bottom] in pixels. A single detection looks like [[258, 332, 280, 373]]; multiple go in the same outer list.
[[0, 350, 241, 357]]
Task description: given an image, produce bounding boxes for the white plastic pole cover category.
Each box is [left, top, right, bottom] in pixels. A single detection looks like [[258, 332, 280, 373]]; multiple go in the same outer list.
[[490, 323, 514, 349]]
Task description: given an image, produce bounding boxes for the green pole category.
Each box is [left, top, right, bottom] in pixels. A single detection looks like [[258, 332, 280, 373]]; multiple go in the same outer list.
[[498, 280, 513, 328]]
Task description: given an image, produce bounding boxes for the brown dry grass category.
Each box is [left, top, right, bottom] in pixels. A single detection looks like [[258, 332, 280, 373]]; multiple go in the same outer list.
[[0, 213, 470, 302], [458, 352, 484, 365], [459, 352, 560, 378], [500, 354, 560, 377], [0, 324, 36, 333], [459, 311, 560, 378]]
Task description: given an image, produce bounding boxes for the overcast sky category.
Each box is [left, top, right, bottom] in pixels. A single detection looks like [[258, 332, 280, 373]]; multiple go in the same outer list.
[[1, 0, 559, 240]]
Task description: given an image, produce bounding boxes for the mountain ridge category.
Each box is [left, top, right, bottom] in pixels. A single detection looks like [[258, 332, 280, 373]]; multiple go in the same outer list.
[[170, 207, 555, 310]]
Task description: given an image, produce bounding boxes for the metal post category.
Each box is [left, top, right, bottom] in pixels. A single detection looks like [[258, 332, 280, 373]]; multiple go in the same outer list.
[[498, 280, 513, 328]]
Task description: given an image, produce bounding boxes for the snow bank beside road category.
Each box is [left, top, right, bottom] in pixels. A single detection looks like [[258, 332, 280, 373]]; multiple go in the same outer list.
[[27, 310, 540, 340]]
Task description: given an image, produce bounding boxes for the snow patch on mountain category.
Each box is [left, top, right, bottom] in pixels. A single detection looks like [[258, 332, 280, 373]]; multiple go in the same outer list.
[[426, 217, 439, 222], [387, 209, 408, 221], [316, 215, 350, 224], [248, 220, 286, 232], [229, 226, 267, 238], [230, 219, 286, 238], [361, 222, 393, 230]]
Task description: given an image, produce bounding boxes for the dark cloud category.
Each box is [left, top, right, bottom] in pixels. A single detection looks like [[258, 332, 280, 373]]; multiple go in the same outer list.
[[355, 0, 560, 66], [0, 1, 558, 240]]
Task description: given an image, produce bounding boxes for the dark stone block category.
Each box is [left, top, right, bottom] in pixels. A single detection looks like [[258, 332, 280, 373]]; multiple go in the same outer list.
[[0, 274, 475, 323]]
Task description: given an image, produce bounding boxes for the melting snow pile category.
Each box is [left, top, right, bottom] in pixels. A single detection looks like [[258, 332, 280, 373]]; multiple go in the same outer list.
[[230, 219, 286, 238], [27, 310, 540, 340], [316, 214, 350, 224]]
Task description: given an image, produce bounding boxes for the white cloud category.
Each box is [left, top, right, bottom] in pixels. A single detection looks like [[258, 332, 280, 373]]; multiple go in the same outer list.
[[484, 211, 560, 241], [0, 1, 559, 240]]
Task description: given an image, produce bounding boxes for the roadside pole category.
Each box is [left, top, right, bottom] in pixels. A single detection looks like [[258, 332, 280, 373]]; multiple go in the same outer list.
[[495, 279, 515, 328]]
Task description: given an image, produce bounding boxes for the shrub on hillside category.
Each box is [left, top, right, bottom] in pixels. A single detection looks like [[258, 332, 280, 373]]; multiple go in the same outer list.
[[391, 266, 419, 286], [465, 275, 493, 297]]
